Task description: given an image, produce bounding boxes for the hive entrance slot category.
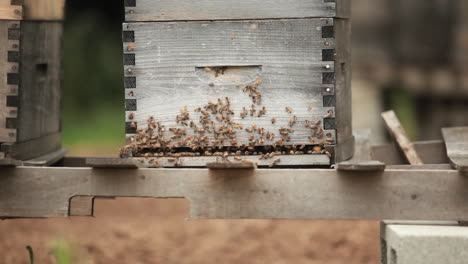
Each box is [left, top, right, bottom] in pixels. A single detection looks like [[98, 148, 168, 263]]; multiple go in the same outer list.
[[195, 65, 262, 85], [36, 63, 48, 76]]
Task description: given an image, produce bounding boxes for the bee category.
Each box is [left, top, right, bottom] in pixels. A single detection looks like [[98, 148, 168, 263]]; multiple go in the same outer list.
[[204, 67, 212, 72], [153, 160, 160, 168], [127, 43, 136, 51], [269, 158, 281, 168], [231, 33, 237, 39], [175, 158, 182, 167], [255, 78, 262, 85], [299, 144, 306, 150], [167, 157, 176, 162], [250, 104, 256, 116], [324, 109, 334, 118], [234, 156, 242, 161], [130, 122, 137, 128], [312, 146, 322, 153], [245, 127, 253, 133], [271, 117, 276, 124], [285, 107, 293, 113], [288, 116, 297, 127], [128, 113, 134, 120], [308, 104, 313, 111]]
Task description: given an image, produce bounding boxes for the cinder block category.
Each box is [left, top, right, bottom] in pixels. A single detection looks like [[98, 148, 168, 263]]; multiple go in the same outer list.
[[381, 222, 468, 264]]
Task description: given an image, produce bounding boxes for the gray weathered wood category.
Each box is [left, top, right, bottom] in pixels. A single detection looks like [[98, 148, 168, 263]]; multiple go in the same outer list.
[[124, 19, 343, 164], [17, 21, 62, 143], [372, 140, 448, 165], [442, 127, 468, 173], [88, 154, 330, 168], [386, 164, 453, 170], [0, 157, 22, 167], [1, 132, 61, 160], [1, 167, 468, 220], [336, 129, 385, 171], [23, 148, 67, 167], [382, 110, 423, 165], [207, 160, 257, 170], [124, 0, 349, 22], [69, 196, 94, 217], [334, 18, 353, 162], [0, 21, 20, 143], [86, 157, 140, 169]]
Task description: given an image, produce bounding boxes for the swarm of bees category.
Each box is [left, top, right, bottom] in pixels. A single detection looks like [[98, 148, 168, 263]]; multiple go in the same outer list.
[[121, 73, 334, 167]]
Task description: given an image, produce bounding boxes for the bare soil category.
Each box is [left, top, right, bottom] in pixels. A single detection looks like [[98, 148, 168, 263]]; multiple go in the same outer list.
[[0, 198, 379, 264]]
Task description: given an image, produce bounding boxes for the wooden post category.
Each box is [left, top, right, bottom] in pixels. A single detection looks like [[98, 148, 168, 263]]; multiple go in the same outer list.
[[382, 110, 423, 165]]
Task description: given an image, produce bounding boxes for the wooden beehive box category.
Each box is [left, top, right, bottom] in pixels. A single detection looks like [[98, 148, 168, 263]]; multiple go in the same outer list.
[[0, 0, 64, 161], [122, 0, 353, 167]]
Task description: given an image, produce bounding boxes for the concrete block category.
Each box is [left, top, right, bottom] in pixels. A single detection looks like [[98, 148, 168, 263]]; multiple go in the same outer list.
[[381, 223, 468, 264]]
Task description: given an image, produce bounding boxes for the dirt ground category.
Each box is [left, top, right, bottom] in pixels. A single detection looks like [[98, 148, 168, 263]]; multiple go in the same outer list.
[[0, 198, 380, 264], [0, 148, 380, 263]]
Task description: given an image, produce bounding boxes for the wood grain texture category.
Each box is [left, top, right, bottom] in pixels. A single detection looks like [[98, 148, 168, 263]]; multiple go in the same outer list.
[[124, 0, 349, 21], [69, 196, 94, 217], [22, 0, 65, 21], [17, 21, 62, 143], [334, 18, 353, 161], [124, 19, 338, 150], [1, 167, 468, 220], [442, 127, 468, 173], [336, 129, 385, 171], [1, 132, 61, 160], [372, 140, 448, 165], [0, 21, 20, 143], [0, 3, 22, 20], [88, 154, 330, 168], [382, 110, 423, 165], [22, 148, 67, 166]]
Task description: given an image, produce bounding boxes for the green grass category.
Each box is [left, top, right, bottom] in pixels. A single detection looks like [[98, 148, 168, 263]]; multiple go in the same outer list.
[[388, 88, 418, 140], [62, 105, 124, 149]]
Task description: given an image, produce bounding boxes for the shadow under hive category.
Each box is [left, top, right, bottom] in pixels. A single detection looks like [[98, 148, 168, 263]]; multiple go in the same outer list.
[[121, 0, 353, 167]]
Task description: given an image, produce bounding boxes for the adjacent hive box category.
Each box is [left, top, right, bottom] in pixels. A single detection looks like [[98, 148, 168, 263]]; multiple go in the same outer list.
[[122, 0, 353, 167], [0, 0, 64, 161]]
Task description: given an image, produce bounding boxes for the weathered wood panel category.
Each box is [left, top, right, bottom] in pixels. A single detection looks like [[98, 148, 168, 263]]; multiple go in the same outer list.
[[22, 0, 65, 21], [124, 0, 349, 21], [88, 154, 330, 168], [0, 2, 22, 20], [382, 110, 423, 165], [0, 20, 20, 143], [0, 132, 61, 160], [442, 127, 468, 172], [124, 19, 339, 150], [17, 21, 62, 143], [334, 18, 353, 161], [372, 140, 448, 165], [1, 167, 468, 220]]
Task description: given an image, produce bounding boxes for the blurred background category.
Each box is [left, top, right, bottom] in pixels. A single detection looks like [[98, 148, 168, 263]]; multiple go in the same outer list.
[[1, 0, 468, 263]]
